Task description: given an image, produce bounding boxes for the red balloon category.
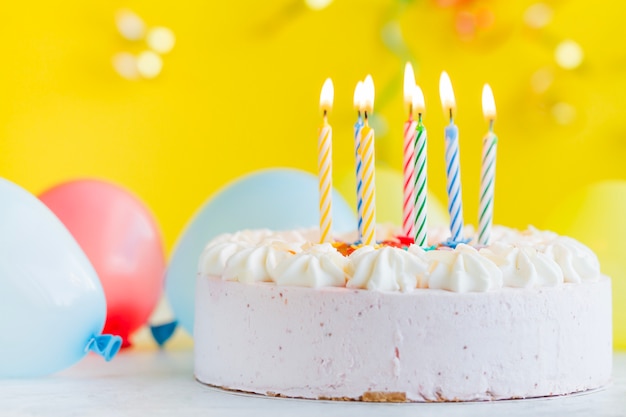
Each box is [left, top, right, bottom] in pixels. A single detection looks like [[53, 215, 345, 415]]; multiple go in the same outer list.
[[39, 179, 165, 347]]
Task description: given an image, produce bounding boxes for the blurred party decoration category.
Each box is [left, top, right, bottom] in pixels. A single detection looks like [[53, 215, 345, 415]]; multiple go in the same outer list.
[[115, 9, 146, 41], [137, 51, 163, 79], [0, 178, 121, 378], [113, 9, 175, 80], [39, 179, 165, 348], [305, 0, 333, 11], [337, 166, 448, 230], [523, 3, 553, 29], [166, 168, 356, 335], [146, 27, 176, 54], [433, 0, 498, 41], [551, 102, 577, 125], [112, 52, 141, 80], [530, 67, 554, 95], [544, 180, 626, 349], [555, 39, 584, 70]]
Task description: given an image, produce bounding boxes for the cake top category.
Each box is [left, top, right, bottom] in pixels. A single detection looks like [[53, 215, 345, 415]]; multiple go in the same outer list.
[[198, 225, 601, 293]]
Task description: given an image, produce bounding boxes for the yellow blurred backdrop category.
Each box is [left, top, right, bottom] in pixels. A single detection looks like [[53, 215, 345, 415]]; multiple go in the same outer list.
[[0, 0, 625, 347]]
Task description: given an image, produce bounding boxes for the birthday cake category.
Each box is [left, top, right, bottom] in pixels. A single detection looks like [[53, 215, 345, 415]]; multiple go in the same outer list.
[[193, 225, 612, 402]]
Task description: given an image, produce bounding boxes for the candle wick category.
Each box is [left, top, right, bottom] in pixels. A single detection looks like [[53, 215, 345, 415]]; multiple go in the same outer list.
[[418, 113, 423, 124], [409, 104, 413, 120], [364, 111, 369, 121], [489, 119, 495, 132], [449, 108, 453, 124]]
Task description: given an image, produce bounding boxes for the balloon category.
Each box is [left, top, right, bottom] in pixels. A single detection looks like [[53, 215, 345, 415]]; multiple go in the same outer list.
[[39, 179, 165, 347], [544, 180, 626, 349], [166, 168, 357, 334], [336, 166, 449, 229], [0, 178, 121, 377]]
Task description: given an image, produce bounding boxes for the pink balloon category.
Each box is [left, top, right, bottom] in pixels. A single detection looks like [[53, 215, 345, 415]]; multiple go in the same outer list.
[[39, 179, 165, 347]]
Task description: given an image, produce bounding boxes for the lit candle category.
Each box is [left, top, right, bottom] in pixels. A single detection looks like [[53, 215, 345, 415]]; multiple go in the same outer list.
[[402, 63, 418, 239], [318, 78, 334, 243], [439, 71, 465, 243], [478, 84, 498, 246], [360, 75, 376, 245], [353, 81, 365, 241], [412, 84, 428, 247]]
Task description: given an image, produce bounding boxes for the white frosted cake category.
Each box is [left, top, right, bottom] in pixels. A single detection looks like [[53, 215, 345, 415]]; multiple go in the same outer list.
[[194, 225, 612, 402]]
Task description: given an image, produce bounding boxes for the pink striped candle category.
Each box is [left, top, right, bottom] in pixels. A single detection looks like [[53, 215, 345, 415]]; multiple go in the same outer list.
[[318, 78, 334, 243], [360, 75, 376, 245], [402, 63, 417, 239]]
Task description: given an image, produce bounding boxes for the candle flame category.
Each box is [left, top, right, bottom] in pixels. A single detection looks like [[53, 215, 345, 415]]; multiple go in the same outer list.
[[439, 71, 456, 118], [319, 78, 334, 113], [482, 84, 496, 121], [403, 62, 416, 111], [363, 75, 375, 114], [412, 85, 425, 115], [353, 81, 364, 111]]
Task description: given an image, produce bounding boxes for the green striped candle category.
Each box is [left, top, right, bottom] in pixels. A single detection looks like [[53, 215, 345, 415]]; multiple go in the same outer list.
[[412, 85, 428, 247], [478, 84, 498, 246]]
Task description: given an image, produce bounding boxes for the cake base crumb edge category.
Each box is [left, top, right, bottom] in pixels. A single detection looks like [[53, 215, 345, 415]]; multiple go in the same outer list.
[[195, 377, 609, 403], [360, 391, 407, 402]]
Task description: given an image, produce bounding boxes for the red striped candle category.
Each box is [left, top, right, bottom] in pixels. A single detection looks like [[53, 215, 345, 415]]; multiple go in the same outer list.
[[402, 63, 417, 238]]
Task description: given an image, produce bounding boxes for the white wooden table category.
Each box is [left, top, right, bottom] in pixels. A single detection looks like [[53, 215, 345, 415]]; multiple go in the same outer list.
[[2, 349, 625, 417]]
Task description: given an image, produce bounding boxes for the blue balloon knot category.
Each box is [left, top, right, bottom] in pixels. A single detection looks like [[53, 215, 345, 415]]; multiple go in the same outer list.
[[86, 334, 122, 361], [150, 320, 178, 347]]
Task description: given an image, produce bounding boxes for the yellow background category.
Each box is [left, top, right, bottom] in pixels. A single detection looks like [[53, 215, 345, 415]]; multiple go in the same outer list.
[[0, 0, 624, 347]]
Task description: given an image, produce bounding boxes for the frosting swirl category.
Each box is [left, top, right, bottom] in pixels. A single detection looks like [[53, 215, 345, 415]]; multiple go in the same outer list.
[[222, 242, 296, 283], [480, 242, 563, 288], [199, 226, 602, 292], [199, 240, 250, 276], [542, 236, 601, 283], [346, 246, 428, 292], [426, 244, 503, 292], [273, 243, 347, 288]]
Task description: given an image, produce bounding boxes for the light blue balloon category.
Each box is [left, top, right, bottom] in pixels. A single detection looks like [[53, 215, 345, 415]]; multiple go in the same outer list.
[[0, 178, 121, 378], [166, 168, 356, 334]]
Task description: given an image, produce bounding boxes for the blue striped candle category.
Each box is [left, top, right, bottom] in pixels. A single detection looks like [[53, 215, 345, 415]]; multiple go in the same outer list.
[[439, 72, 465, 243], [444, 122, 464, 242], [354, 115, 364, 241], [353, 81, 365, 241]]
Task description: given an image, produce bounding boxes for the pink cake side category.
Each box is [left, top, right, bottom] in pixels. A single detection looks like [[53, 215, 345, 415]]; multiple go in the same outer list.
[[194, 275, 612, 402]]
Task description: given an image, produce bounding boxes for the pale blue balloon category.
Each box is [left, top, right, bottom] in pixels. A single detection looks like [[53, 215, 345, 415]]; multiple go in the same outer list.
[[166, 168, 356, 334], [0, 178, 120, 378]]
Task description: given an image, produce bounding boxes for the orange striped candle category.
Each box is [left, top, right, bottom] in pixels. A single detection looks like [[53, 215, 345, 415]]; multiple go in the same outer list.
[[360, 75, 376, 245], [318, 78, 334, 243]]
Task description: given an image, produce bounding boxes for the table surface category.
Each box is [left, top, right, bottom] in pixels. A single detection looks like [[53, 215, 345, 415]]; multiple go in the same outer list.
[[2, 349, 625, 417]]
